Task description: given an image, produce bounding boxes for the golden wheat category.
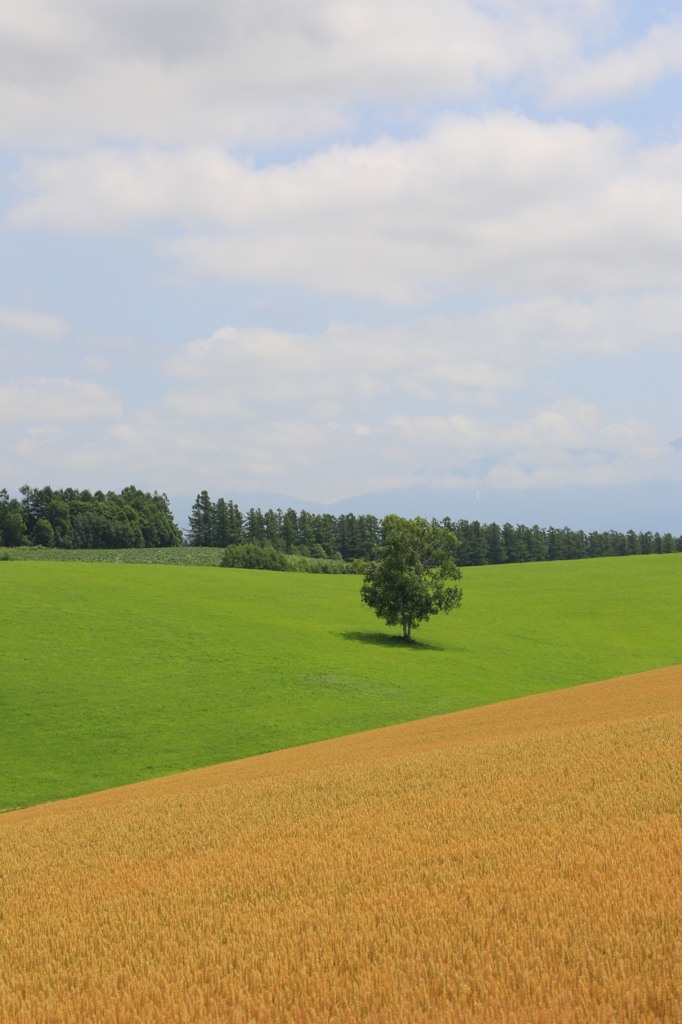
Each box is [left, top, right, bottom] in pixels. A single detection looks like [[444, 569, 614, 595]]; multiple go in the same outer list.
[[1, 666, 681, 1023]]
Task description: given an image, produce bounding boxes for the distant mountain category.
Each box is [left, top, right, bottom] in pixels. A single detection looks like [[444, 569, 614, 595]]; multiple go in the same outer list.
[[169, 478, 682, 537], [670, 438, 682, 452]]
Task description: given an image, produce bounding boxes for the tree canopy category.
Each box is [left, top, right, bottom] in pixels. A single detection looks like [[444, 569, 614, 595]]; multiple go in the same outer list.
[[0, 486, 181, 548], [360, 515, 463, 640]]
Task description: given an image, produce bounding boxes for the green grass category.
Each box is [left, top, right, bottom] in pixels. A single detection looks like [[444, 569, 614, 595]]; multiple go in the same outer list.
[[1, 555, 680, 810]]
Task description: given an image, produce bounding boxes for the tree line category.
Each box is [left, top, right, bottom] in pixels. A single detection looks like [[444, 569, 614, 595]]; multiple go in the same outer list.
[[2, 483, 680, 560], [188, 491, 380, 561], [189, 491, 682, 564], [0, 485, 182, 548], [444, 518, 681, 565]]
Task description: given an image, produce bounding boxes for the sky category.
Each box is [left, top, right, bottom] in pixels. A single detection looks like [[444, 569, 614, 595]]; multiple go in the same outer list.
[[1, 0, 681, 531]]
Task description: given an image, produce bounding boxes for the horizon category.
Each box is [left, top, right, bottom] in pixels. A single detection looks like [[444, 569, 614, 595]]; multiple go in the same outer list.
[[5, 477, 682, 537]]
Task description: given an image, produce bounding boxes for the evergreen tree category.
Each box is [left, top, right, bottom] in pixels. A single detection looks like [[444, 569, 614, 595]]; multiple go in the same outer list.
[[456, 519, 487, 565], [314, 513, 338, 557], [213, 498, 230, 547], [245, 507, 266, 544], [547, 527, 566, 561], [188, 491, 214, 546], [264, 509, 283, 548], [483, 522, 507, 564], [626, 529, 640, 555], [223, 500, 244, 546], [281, 509, 299, 553], [297, 510, 316, 554]]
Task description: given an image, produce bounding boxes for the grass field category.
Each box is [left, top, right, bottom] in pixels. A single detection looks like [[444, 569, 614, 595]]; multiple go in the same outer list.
[[1, 665, 680, 1023], [1, 554, 681, 809]]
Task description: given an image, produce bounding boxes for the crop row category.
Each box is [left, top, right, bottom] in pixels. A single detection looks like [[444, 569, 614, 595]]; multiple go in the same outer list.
[[0, 546, 225, 565]]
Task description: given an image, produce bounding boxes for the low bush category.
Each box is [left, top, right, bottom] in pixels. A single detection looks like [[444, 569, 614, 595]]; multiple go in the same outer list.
[[287, 555, 366, 575], [221, 543, 291, 571]]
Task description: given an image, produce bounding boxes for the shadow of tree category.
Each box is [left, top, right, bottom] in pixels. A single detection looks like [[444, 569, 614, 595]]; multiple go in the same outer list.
[[338, 631, 443, 651]]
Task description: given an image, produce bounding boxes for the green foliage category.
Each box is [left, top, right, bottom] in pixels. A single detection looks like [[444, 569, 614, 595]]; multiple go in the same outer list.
[[1, 507, 27, 547], [214, 498, 244, 547], [190, 490, 213, 545], [0, 546, 367, 571], [219, 544, 365, 573], [221, 543, 291, 571], [1, 555, 680, 810], [287, 555, 366, 574], [187, 491, 381, 558], [448, 518, 682, 564], [361, 515, 463, 639], [185, 491, 682, 563], [34, 519, 55, 547], [1, 484, 182, 549]]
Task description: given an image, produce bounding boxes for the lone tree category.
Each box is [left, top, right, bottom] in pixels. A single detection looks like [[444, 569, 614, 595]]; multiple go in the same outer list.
[[360, 515, 462, 640]]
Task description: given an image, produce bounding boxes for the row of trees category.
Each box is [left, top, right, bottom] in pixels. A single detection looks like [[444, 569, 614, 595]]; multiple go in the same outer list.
[[446, 518, 682, 566], [0, 486, 182, 548], [2, 484, 680, 559], [188, 491, 380, 560], [189, 492, 682, 564]]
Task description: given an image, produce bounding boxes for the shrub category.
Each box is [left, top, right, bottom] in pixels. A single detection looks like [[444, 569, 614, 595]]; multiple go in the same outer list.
[[34, 519, 55, 547], [221, 543, 291, 571], [1, 511, 27, 547], [287, 555, 367, 574]]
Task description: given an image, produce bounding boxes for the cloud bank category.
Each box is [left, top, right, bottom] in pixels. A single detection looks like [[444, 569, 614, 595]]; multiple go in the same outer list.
[[0, 0, 681, 518]]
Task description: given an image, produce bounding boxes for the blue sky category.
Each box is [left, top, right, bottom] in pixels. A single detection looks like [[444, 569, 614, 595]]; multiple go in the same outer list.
[[1, 0, 681, 530]]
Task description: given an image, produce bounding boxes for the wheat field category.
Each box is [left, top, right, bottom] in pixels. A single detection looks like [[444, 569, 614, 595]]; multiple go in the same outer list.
[[1, 666, 681, 1023]]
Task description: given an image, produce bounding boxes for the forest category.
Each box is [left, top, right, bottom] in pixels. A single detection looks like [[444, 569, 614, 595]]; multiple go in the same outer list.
[[0, 485, 182, 549], [2, 484, 680, 561], [188, 490, 682, 565]]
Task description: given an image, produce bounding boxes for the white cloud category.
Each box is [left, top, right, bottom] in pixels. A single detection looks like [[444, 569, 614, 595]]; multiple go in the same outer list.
[[385, 413, 486, 449], [485, 400, 680, 489], [167, 322, 514, 415], [87, 319, 668, 498], [0, 377, 121, 421], [0, 0, 594, 148], [13, 115, 682, 302], [1, 0, 680, 149], [2, 2, 680, 510], [3, 349, 677, 502], [0, 306, 67, 339], [464, 292, 682, 357], [550, 19, 682, 103], [380, 399, 681, 492], [88, 391, 679, 501]]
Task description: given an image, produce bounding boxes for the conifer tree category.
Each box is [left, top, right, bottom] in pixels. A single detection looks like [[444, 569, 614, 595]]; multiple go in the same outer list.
[[224, 501, 244, 546], [188, 491, 214, 546]]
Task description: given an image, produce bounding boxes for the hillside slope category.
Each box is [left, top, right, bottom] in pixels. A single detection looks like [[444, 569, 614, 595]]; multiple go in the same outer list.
[[2, 665, 681, 1023], [3, 554, 681, 809]]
